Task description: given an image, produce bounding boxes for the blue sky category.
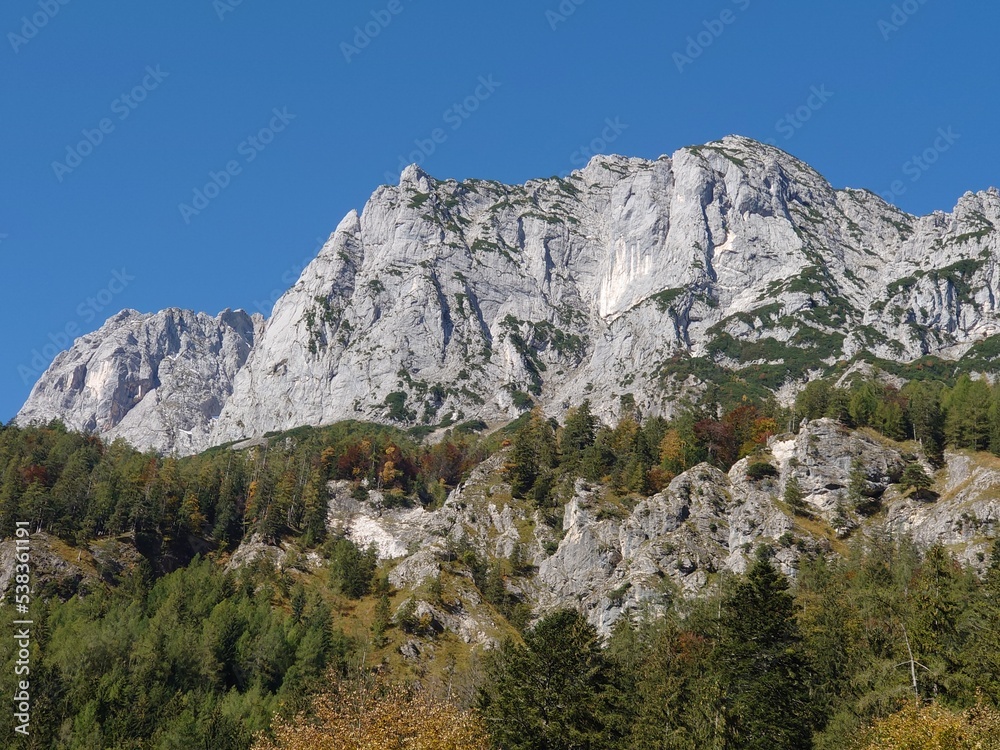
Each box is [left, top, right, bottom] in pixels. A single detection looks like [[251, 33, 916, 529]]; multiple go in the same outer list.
[[2, 0, 999, 422]]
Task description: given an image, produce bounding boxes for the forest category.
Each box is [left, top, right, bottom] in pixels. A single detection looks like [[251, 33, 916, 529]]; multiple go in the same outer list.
[[1, 368, 999, 748]]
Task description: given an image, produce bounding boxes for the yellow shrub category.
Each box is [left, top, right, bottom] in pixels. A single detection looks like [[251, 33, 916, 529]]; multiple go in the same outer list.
[[254, 679, 489, 750], [858, 700, 1000, 750]]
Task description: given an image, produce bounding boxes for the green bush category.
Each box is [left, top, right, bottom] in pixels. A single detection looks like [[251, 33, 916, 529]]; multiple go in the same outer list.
[[746, 461, 779, 481]]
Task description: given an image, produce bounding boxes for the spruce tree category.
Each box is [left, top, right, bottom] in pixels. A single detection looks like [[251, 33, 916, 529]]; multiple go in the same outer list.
[[712, 550, 814, 750], [962, 540, 1000, 705], [505, 408, 556, 500], [944, 375, 991, 451], [478, 609, 624, 749], [562, 400, 598, 461], [784, 475, 807, 515], [903, 380, 945, 465]]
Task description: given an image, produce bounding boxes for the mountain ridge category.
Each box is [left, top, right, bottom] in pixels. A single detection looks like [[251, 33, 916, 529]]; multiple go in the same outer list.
[[18, 136, 1000, 454]]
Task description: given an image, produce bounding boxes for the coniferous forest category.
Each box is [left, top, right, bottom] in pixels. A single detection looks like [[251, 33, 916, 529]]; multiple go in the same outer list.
[[1, 369, 1000, 748]]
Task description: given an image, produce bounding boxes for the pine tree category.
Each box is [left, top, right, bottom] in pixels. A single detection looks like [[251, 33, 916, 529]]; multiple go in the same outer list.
[[784, 475, 807, 515], [903, 380, 945, 464], [849, 379, 881, 428], [909, 545, 972, 701], [478, 609, 624, 749], [372, 592, 391, 646], [328, 537, 377, 598], [959, 540, 1000, 706], [610, 615, 718, 750], [712, 551, 815, 750], [796, 379, 832, 422], [505, 408, 556, 500], [561, 400, 598, 461], [848, 459, 877, 515], [900, 463, 933, 495], [944, 375, 991, 451], [300, 468, 327, 547]]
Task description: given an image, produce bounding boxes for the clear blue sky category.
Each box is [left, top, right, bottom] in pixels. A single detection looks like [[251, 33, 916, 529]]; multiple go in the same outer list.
[[2, 0, 999, 422]]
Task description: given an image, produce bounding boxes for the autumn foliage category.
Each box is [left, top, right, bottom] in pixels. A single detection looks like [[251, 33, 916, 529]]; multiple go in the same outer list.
[[254, 679, 489, 750], [855, 700, 1000, 750]]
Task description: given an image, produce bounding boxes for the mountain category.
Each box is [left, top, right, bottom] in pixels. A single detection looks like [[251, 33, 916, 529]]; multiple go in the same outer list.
[[16, 308, 261, 455], [17, 136, 1000, 454]]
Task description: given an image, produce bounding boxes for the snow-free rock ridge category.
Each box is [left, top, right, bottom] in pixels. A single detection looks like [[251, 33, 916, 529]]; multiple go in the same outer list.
[[17, 308, 263, 455], [18, 136, 1000, 454]]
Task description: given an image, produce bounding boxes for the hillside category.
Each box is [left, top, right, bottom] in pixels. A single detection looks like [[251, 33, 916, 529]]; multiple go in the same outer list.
[[3, 366, 1000, 745]]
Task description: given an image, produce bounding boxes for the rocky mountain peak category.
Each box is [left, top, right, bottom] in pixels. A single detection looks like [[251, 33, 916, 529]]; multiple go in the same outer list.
[[18, 137, 1000, 454], [17, 307, 261, 455]]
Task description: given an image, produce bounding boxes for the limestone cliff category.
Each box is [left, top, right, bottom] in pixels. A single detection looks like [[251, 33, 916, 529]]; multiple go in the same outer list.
[[18, 136, 1000, 454]]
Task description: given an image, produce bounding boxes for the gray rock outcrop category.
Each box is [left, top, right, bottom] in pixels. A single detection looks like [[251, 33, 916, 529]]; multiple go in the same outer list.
[[306, 419, 999, 638], [17, 309, 261, 455]]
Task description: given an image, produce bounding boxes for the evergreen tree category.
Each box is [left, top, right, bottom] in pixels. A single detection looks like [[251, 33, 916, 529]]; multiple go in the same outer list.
[[328, 537, 377, 598], [903, 380, 946, 466], [963, 540, 1000, 706], [712, 551, 815, 749], [784, 475, 807, 515], [299, 468, 327, 546], [561, 400, 598, 462], [505, 408, 556, 501], [796, 379, 832, 422], [610, 615, 718, 750], [848, 459, 877, 515], [909, 545, 972, 701], [372, 592, 391, 646], [875, 397, 906, 441], [900, 463, 933, 495], [478, 609, 624, 749], [849, 379, 880, 428], [944, 375, 991, 451]]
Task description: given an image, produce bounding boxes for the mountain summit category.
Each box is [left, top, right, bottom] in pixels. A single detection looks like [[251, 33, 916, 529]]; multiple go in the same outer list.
[[18, 136, 1000, 454]]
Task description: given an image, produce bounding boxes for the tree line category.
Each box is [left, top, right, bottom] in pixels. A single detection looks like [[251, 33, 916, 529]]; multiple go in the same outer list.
[[0, 419, 489, 556]]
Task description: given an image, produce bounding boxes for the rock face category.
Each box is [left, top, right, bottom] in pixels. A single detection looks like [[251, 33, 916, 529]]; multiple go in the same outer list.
[[17, 309, 261, 455], [18, 136, 1000, 454], [0, 532, 146, 601], [309, 419, 999, 638], [886, 450, 1000, 570]]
